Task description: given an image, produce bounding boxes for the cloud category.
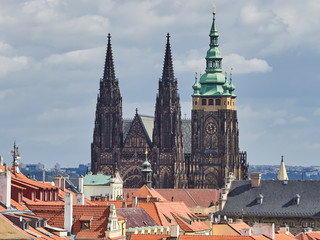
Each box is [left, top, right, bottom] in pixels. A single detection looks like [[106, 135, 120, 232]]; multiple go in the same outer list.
[[44, 47, 103, 68], [314, 108, 320, 116], [223, 54, 272, 74], [37, 105, 92, 122], [0, 56, 33, 76]]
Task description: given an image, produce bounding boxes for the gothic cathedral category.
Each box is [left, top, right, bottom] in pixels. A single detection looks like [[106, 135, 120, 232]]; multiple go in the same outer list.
[[91, 9, 248, 189]]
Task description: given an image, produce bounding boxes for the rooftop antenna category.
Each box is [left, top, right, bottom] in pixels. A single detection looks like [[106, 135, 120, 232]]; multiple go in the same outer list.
[[10, 141, 21, 174]]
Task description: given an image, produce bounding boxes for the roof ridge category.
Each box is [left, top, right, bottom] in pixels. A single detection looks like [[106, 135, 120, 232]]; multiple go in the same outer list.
[[186, 190, 199, 205]]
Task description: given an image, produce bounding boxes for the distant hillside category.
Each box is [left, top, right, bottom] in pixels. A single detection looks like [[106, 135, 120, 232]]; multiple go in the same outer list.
[[250, 165, 320, 180]]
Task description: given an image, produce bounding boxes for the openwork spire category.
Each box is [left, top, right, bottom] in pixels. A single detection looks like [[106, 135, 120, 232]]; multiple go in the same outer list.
[[161, 33, 175, 83], [103, 33, 116, 81]]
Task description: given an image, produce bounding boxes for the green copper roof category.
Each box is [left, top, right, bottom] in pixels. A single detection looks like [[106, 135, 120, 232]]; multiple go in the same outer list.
[[193, 9, 236, 98], [83, 173, 111, 186], [192, 73, 201, 96]]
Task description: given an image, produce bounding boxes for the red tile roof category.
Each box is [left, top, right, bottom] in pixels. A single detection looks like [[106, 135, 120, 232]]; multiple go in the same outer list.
[[229, 222, 253, 234], [295, 232, 320, 240], [29, 204, 112, 239], [132, 185, 167, 202], [137, 201, 209, 233], [124, 188, 221, 208], [129, 235, 171, 240]]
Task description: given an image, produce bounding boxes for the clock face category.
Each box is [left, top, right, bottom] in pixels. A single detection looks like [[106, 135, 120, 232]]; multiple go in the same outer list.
[[205, 122, 217, 135]]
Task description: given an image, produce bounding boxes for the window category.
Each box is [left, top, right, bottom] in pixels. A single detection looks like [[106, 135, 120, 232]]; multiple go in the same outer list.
[[202, 99, 207, 105], [194, 101, 197, 105], [81, 221, 90, 230], [208, 99, 213, 105], [216, 99, 221, 105]]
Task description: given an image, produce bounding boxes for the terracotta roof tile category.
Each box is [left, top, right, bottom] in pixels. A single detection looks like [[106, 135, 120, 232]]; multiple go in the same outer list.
[[129, 234, 171, 240], [179, 236, 260, 240], [132, 185, 167, 201], [274, 233, 296, 240], [137, 202, 161, 225], [229, 222, 252, 234], [29, 204, 111, 239], [212, 224, 240, 236]]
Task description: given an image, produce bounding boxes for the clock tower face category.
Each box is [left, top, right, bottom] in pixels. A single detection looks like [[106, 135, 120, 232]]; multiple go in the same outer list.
[[205, 122, 217, 135]]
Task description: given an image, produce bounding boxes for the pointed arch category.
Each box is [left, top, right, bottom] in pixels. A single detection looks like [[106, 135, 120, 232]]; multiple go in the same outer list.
[[160, 166, 172, 189]]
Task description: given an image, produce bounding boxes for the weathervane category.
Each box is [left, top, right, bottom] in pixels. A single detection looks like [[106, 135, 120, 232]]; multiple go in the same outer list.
[[213, 4, 216, 15]]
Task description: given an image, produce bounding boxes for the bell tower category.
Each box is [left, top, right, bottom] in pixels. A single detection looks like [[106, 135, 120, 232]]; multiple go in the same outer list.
[[189, 7, 248, 188]]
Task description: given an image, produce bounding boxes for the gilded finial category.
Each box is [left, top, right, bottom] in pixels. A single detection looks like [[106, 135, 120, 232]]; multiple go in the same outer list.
[[230, 68, 233, 76], [195, 72, 198, 81], [145, 145, 148, 156], [213, 4, 216, 15]]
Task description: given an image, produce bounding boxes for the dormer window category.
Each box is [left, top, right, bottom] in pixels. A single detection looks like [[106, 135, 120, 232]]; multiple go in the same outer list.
[[257, 194, 264, 204], [80, 216, 93, 230], [295, 194, 301, 205]]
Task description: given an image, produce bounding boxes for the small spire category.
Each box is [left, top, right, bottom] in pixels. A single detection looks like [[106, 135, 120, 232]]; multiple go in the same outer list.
[[135, 108, 138, 115], [277, 156, 289, 181]]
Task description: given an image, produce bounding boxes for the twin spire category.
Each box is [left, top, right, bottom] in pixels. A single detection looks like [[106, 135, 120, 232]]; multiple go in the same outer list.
[[103, 32, 174, 84]]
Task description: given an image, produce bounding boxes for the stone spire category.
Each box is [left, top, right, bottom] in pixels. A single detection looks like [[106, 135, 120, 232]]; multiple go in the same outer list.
[[277, 156, 289, 180], [161, 33, 174, 84], [91, 33, 123, 174], [103, 33, 116, 81], [152, 33, 187, 188]]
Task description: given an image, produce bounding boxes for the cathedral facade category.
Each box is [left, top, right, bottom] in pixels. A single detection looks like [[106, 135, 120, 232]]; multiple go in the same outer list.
[[91, 10, 248, 189]]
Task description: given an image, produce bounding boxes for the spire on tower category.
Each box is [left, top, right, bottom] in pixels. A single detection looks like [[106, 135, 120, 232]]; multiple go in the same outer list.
[[277, 156, 289, 180], [161, 33, 175, 83], [103, 33, 116, 81]]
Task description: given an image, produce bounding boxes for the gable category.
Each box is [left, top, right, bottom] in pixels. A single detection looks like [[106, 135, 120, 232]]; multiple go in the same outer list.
[[123, 114, 152, 147], [123, 117, 191, 153]]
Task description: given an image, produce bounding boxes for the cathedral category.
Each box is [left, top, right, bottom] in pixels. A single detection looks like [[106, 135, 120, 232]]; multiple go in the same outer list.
[[91, 9, 248, 189]]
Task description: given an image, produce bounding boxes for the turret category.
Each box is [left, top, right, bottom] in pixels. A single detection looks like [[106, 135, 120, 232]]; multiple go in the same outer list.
[[141, 147, 152, 189]]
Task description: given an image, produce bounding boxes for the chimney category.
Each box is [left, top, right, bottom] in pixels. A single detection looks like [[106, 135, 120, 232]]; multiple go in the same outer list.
[[279, 225, 289, 235], [53, 175, 62, 188], [0, 167, 11, 208], [303, 227, 312, 233], [132, 196, 138, 207], [60, 175, 66, 191], [240, 228, 252, 236], [171, 225, 179, 239], [78, 175, 84, 193], [0, 156, 3, 166], [253, 223, 275, 240], [64, 192, 73, 233], [251, 173, 261, 187], [75, 193, 84, 205]]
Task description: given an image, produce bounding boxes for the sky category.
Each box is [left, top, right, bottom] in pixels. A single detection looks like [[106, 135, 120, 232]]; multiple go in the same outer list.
[[0, 0, 319, 168]]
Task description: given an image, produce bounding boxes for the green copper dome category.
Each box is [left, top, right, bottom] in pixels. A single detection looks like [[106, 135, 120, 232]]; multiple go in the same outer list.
[[222, 73, 231, 96], [192, 8, 236, 98], [141, 149, 152, 172], [192, 73, 201, 96], [229, 73, 236, 97]]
